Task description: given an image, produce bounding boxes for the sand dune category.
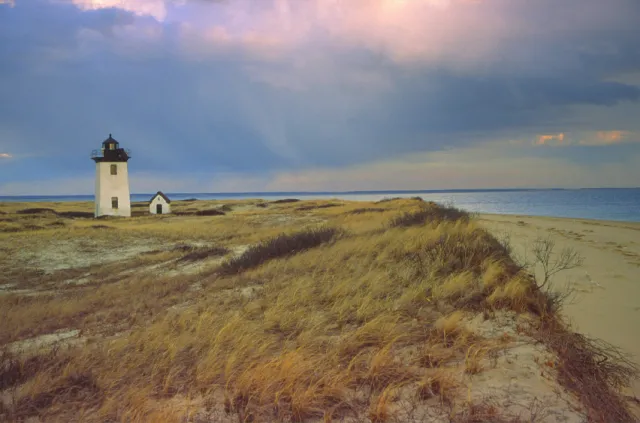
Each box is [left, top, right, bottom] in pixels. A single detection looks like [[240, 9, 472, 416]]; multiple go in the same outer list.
[[480, 214, 640, 406]]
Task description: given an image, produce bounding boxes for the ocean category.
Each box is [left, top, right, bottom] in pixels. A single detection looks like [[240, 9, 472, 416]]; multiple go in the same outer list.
[[1, 188, 639, 222]]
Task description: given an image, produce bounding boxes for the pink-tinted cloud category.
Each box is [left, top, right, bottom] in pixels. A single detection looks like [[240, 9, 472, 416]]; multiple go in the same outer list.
[[60, 0, 640, 72], [174, 0, 510, 65], [597, 130, 629, 144], [579, 131, 637, 146], [534, 133, 566, 146], [533, 131, 639, 147], [0, 153, 12, 159], [311, 0, 512, 65], [70, 0, 168, 21]]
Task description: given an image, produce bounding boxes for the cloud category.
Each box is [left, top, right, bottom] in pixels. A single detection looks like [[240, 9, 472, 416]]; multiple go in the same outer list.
[[0, 0, 15, 7], [586, 130, 633, 145], [0, 0, 639, 193], [533, 131, 639, 147], [0, 153, 12, 159], [534, 133, 566, 146], [69, 0, 168, 21]]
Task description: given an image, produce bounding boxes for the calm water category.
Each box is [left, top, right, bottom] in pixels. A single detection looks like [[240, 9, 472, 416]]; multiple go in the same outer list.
[[1, 188, 639, 222]]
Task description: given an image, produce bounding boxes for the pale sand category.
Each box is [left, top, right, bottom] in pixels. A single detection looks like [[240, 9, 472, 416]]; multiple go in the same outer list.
[[479, 213, 640, 401]]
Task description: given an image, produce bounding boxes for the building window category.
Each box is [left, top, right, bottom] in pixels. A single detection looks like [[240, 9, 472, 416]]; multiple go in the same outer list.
[[110, 164, 117, 175], [112, 197, 119, 209]]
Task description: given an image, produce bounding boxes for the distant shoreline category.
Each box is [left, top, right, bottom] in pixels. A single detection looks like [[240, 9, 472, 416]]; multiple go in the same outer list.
[[1, 188, 639, 222], [1, 186, 639, 202]]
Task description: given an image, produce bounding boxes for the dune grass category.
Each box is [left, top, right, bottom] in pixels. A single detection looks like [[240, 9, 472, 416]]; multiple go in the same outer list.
[[0, 198, 637, 422]]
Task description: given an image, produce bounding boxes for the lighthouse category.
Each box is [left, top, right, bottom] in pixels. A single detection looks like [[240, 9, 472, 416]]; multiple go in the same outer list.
[[91, 134, 132, 218]]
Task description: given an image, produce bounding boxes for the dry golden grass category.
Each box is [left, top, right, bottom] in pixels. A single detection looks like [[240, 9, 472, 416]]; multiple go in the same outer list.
[[0, 198, 637, 422]]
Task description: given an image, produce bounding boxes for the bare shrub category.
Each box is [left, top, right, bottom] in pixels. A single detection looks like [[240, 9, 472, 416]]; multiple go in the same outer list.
[[513, 236, 584, 313], [529, 236, 583, 290], [219, 227, 343, 275]]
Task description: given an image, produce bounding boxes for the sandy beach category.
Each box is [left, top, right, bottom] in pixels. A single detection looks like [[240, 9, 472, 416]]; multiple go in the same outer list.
[[480, 214, 640, 401]]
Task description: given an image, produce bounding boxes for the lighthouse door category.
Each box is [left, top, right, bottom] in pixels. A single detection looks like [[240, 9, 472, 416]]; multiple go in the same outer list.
[[156, 204, 163, 215]]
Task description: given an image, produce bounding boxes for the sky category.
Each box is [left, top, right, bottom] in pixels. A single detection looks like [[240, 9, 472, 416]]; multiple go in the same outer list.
[[1, 0, 640, 195]]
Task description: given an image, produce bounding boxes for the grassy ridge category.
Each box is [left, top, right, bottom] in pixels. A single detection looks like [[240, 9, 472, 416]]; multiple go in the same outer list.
[[0, 199, 636, 422]]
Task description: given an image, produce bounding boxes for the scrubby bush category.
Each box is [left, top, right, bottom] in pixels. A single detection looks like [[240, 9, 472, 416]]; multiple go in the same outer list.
[[195, 209, 226, 216], [271, 198, 300, 204], [58, 211, 94, 219], [389, 204, 469, 227], [219, 227, 342, 275], [16, 208, 56, 215]]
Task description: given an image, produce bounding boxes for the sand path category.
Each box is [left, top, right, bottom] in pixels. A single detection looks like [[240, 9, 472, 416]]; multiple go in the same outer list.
[[480, 214, 640, 401]]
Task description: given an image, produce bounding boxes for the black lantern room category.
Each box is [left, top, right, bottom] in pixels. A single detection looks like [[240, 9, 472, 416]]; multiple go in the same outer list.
[[91, 134, 131, 163]]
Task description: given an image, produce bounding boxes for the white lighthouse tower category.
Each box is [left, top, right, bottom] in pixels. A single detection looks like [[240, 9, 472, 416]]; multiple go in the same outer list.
[[91, 134, 132, 218]]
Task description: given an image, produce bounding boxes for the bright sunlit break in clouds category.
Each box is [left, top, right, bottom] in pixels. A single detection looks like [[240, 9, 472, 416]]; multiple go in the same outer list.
[[1, 0, 640, 194]]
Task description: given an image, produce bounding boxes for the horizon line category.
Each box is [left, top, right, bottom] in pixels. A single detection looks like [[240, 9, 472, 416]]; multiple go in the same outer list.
[[1, 186, 639, 198]]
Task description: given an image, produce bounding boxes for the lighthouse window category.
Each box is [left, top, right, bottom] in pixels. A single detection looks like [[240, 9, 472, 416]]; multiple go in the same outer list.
[[110, 164, 118, 175], [112, 197, 119, 209]]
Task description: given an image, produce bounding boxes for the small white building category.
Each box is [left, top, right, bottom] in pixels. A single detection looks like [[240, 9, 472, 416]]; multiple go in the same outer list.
[[149, 191, 171, 215], [92, 134, 132, 218]]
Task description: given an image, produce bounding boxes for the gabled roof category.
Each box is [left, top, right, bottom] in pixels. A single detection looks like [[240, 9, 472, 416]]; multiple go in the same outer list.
[[149, 191, 171, 204]]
